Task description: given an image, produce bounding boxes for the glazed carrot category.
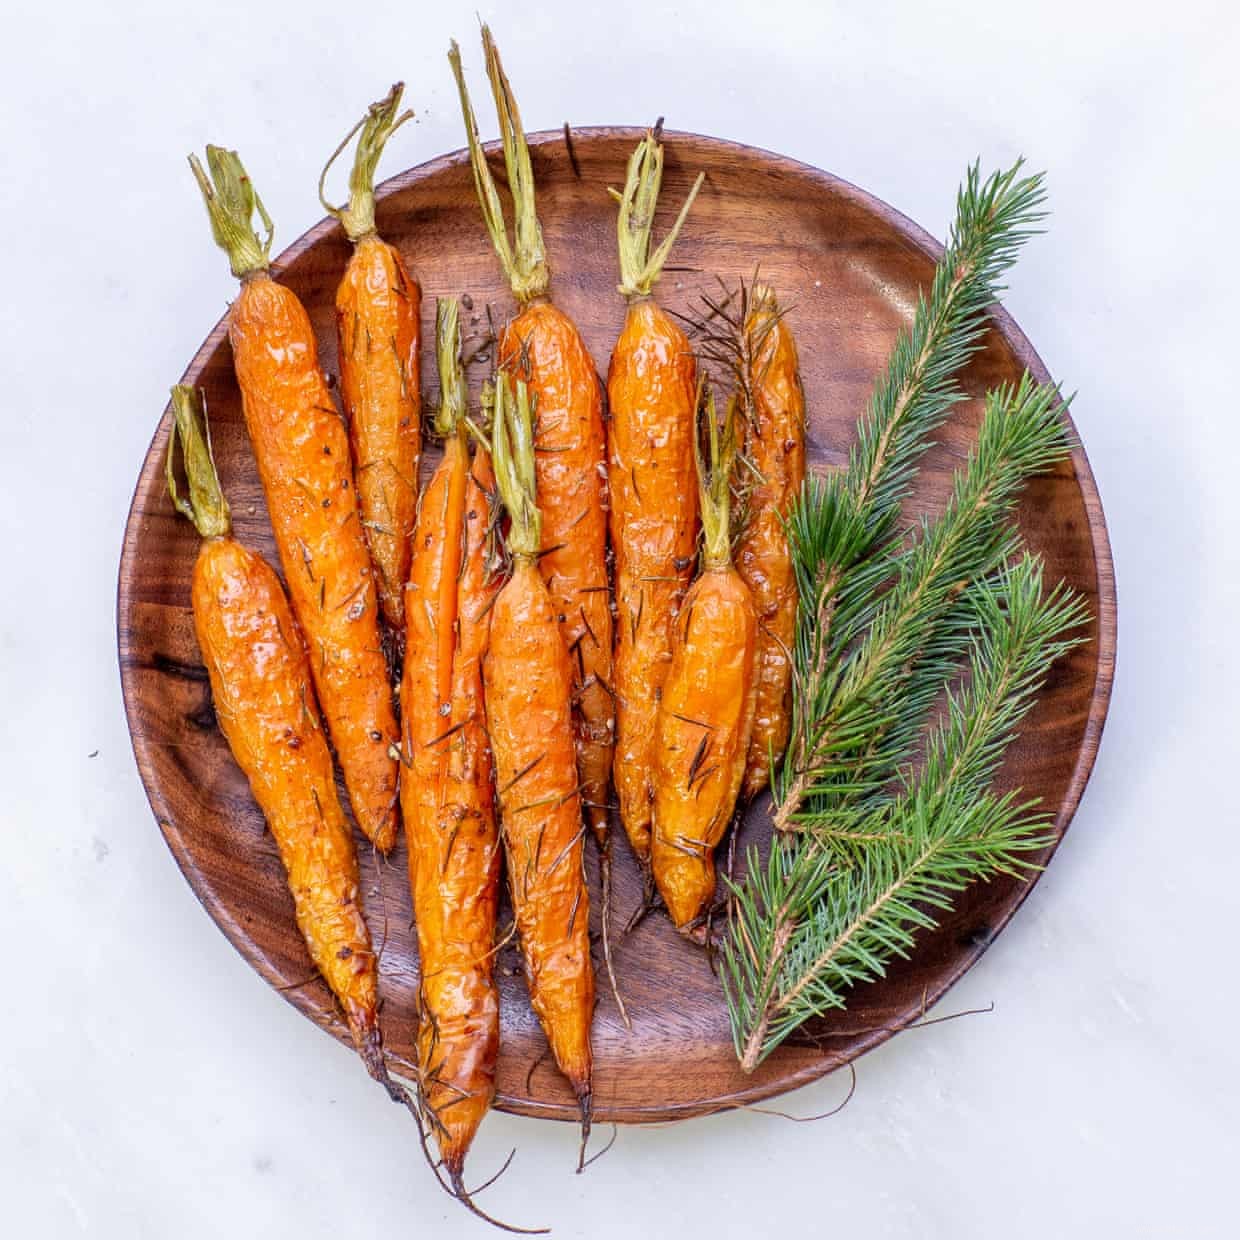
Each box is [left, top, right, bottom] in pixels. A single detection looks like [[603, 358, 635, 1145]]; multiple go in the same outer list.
[[483, 373, 594, 1153], [189, 148, 399, 853], [450, 29, 614, 859], [607, 130, 703, 871], [736, 283, 806, 800], [166, 386, 398, 1097], [322, 84, 422, 634], [651, 390, 758, 931], [400, 300, 501, 1194]]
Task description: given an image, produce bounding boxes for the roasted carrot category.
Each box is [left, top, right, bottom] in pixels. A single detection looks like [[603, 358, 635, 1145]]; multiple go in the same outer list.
[[166, 385, 399, 1097], [651, 389, 758, 931], [736, 282, 806, 800], [189, 147, 399, 853], [321, 84, 422, 636], [607, 129, 703, 872], [483, 373, 594, 1155], [400, 299, 501, 1194], [450, 29, 614, 862]]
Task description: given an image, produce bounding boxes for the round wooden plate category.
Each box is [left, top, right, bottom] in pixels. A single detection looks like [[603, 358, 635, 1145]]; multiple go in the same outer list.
[[118, 129, 1115, 1123]]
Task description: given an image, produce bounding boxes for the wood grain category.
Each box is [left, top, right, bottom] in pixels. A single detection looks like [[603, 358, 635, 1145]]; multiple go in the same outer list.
[[117, 129, 1116, 1124]]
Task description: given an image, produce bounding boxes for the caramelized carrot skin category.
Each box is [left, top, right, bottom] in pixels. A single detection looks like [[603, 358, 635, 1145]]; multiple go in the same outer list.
[[737, 298, 806, 801], [651, 568, 758, 929], [230, 273, 399, 852], [401, 437, 501, 1173], [402, 434, 469, 886], [484, 559, 593, 1098], [607, 299, 699, 865], [336, 235, 422, 631], [500, 303, 613, 844], [192, 537, 381, 1052]]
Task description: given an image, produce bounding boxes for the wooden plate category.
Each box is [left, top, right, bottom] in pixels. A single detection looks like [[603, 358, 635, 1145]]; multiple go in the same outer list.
[[118, 129, 1115, 1123]]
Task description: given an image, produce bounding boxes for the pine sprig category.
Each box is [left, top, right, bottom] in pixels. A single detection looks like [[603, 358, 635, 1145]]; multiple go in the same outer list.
[[847, 159, 1048, 541], [775, 373, 1075, 828], [905, 557, 1089, 814], [732, 789, 1048, 1069], [718, 158, 1088, 1072], [724, 555, 1088, 1069], [772, 159, 1051, 830]]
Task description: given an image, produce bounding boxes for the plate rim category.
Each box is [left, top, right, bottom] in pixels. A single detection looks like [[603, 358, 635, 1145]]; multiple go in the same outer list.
[[117, 126, 1117, 1122]]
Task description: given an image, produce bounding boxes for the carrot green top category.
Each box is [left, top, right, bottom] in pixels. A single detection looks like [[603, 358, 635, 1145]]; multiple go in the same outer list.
[[318, 82, 412, 244], [166, 386, 231, 540], [188, 146, 273, 280], [613, 128, 704, 300], [433, 296, 469, 439], [697, 386, 738, 570], [448, 27, 550, 305], [491, 373, 541, 560]]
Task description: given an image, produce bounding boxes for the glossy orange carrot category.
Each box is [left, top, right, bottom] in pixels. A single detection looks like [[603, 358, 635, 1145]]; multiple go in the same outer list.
[[450, 30, 614, 859], [400, 300, 501, 1194], [483, 374, 594, 1152], [736, 283, 806, 800], [166, 385, 398, 1097], [189, 147, 399, 852], [323, 84, 422, 634], [651, 390, 758, 930], [607, 130, 703, 871]]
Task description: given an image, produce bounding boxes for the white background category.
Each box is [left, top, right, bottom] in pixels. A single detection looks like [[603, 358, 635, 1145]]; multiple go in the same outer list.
[[2, 1, 1236, 1236]]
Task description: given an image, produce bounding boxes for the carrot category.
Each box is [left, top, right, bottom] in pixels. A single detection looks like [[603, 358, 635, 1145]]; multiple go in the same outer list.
[[607, 129, 704, 873], [736, 282, 806, 800], [449, 29, 614, 863], [651, 389, 758, 931], [483, 373, 594, 1159], [400, 299, 501, 1196], [166, 385, 400, 1099], [321, 84, 422, 636], [189, 147, 399, 853]]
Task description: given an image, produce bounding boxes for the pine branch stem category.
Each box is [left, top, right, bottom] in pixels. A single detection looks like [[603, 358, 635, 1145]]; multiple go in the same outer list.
[[738, 910, 793, 1073], [780, 565, 844, 815]]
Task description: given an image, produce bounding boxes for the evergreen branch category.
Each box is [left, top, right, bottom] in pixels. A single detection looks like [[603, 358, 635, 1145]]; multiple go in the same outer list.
[[897, 556, 1089, 815], [720, 158, 1088, 1074], [722, 837, 836, 1064], [773, 158, 1048, 824], [774, 372, 1075, 829], [744, 790, 1048, 1068], [723, 555, 1087, 1068], [849, 159, 1047, 539]]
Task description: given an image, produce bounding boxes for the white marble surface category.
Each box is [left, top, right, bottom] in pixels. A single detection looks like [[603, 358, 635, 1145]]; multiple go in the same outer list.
[[3, 1, 1237, 1235]]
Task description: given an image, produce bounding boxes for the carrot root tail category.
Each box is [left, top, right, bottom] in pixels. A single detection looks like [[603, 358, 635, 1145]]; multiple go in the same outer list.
[[408, 1084, 548, 1234], [446, 1165, 549, 1235]]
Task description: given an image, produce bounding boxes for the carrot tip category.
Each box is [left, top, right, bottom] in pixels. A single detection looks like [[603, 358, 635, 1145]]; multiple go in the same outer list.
[[575, 1087, 593, 1173], [357, 1026, 407, 1106]]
